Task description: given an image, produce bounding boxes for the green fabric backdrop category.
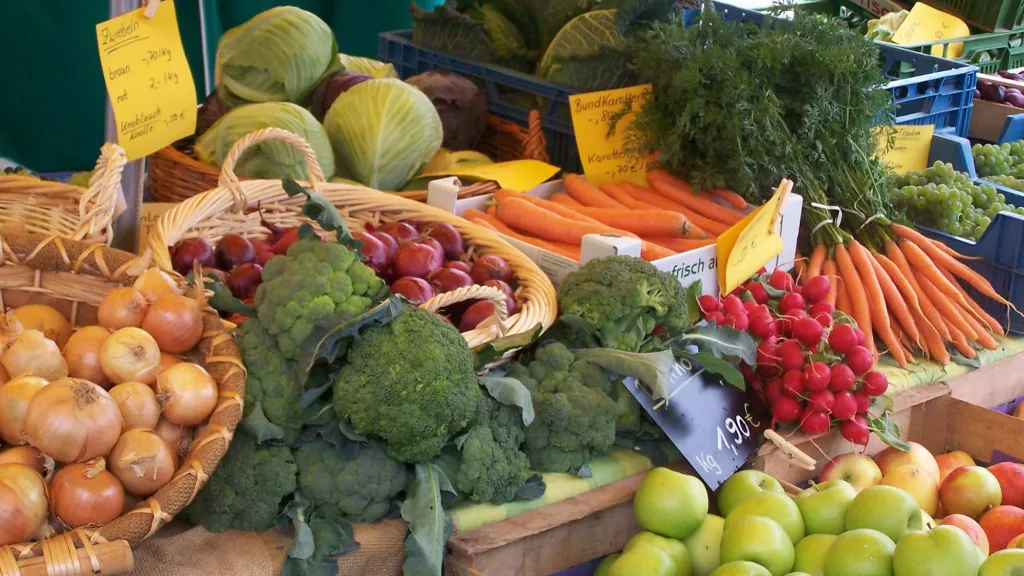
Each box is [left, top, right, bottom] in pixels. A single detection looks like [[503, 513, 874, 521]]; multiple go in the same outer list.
[[0, 0, 439, 171]]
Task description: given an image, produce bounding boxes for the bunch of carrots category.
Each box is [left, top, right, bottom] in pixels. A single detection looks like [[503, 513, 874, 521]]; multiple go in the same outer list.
[[462, 170, 749, 262], [794, 224, 1012, 368]]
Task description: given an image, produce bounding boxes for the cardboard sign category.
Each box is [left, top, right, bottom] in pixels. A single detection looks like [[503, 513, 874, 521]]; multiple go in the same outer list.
[[569, 85, 653, 186], [623, 363, 766, 490], [138, 202, 176, 253], [892, 3, 970, 59], [717, 182, 791, 296], [96, 0, 197, 160], [876, 125, 934, 174], [418, 160, 560, 192]]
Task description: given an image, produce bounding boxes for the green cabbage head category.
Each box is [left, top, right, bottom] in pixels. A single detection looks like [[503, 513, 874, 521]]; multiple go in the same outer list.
[[215, 6, 339, 106], [323, 78, 443, 191], [195, 102, 336, 180], [537, 10, 634, 93], [337, 54, 399, 79]]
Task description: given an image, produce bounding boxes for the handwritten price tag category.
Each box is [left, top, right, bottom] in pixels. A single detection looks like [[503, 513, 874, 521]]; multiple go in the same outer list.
[[892, 3, 970, 58], [137, 202, 176, 253], [418, 159, 560, 192], [569, 85, 653, 186], [716, 181, 791, 296], [875, 125, 934, 174], [96, 0, 197, 160]]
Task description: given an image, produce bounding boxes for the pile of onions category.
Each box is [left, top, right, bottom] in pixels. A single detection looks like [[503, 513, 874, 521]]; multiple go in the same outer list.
[[0, 375, 48, 445], [2, 329, 68, 382], [64, 325, 111, 387], [157, 363, 218, 426], [133, 269, 183, 302], [0, 447, 51, 477], [0, 309, 22, 349], [142, 294, 203, 354], [108, 429, 177, 497], [50, 458, 124, 529], [23, 378, 122, 463], [13, 305, 72, 348], [109, 382, 161, 430], [154, 418, 193, 458], [97, 287, 149, 330], [100, 327, 161, 385], [0, 365, 9, 387], [0, 464, 48, 546]]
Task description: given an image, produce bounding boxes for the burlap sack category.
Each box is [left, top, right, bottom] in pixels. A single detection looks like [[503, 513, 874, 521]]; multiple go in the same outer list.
[[130, 520, 407, 575]]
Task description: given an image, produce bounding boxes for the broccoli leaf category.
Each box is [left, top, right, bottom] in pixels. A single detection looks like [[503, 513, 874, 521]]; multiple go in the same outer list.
[[478, 376, 535, 426], [278, 493, 316, 560], [298, 295, 405, 384], [338, 418, 369, 443], [242, 401, 287, 443], [402, 463, 456, 576], [279, 492, 360, 576], [191, 270, 257, 316], [513, 474, 547, 501], [281, 179, 359, 248], [673, 322, 757, 366], [472, 323, 544, 370], [571, 348, 675, 401], [676, 350, 746, 391]]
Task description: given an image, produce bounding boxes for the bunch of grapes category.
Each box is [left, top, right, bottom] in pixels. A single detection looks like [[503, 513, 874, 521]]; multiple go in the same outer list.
[[2, 166, 37, 178], [697, 269, 887, 445], [972, 143, 1015, 177]]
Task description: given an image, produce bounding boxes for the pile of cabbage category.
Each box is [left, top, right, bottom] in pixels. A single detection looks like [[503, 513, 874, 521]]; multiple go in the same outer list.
[[195, 6, 485, 190]]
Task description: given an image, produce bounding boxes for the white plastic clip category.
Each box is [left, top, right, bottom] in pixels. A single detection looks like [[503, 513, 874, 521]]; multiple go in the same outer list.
[[144, 0, 161, 19]]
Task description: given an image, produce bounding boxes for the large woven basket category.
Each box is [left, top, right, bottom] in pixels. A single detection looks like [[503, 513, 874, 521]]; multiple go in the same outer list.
[[0, 233, 246, 575], [0, 144, 127, 245], [147, 128, 557, 349], [147, 111, 550, 203]]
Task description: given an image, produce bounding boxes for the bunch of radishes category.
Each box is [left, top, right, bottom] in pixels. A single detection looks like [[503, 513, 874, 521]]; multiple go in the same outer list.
[[353, 220, 519, 333], [698, 269, 889, 445]]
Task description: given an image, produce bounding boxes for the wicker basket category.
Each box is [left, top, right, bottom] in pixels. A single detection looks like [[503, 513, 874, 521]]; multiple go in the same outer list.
[[0, 144, 127, 245], [146, 111, 550, 203], [0, 233, 246, 575], [147, 128, 557, 349]]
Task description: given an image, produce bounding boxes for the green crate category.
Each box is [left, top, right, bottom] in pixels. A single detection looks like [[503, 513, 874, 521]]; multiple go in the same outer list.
[[1005, 30, 1024, 68], [922, 0, 1024, 32], [900, 31, 1015, 75]]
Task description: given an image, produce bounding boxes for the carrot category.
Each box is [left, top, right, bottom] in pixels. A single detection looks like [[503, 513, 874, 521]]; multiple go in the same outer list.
[[890, 316, 918, 363], [869, 251, 920, 347], [913, 270, 979, 341], [647, 170, 743, 225], [486, 205, 497, 216], [937, 267, 1005, 336], [467, 215, 582, 261], [550, 193, 583, 208], [643, 237, 715, 252], [886, 241, 949, 341], [835, 244, 874, 352], [806, 244, 827, 279], [618, 182, 729, 236], [951, 299, 999, 351], [899, 239, 978, 319], [711, 188, 748, 210], [941, 315, 977, 359], [849, 241, 900, 363], [793, 255, 808, 283], [571, 206, 704, 238], [837, 280, 853, 319], [641, 243, 676, 261], [495, 189, 611, 228], [600, 183, 657, 210], [495, 198, 614, 245], [873, 254, 922, 319], [563, 174, 626, 209], [822, 259, 839, 306], [914, 308, 950, 365]]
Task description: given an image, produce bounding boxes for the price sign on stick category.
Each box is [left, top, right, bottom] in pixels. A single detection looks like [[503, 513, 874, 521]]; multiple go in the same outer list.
[[418, 159, 561, 192], [874, 125, 934, 174], [622, 362, 766, 489], [717, 179, 792, 296], [96, 0, 197, 160], [569, 85, 653, 186]]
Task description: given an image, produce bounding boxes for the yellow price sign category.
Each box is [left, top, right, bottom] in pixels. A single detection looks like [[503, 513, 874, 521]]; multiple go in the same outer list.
[[568, 85, 653, 186], [418, 159, 561, 192], [874, 125, 933, 174], [717, 180, 792, 296], [891, 3, 970, 58], [96, 0, 197, 160]]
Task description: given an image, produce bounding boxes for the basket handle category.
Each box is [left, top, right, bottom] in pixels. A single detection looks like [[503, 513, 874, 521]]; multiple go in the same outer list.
[[76, 143, 128, 243], [421, 284, 509, 337], [217, 127, 328, 212]]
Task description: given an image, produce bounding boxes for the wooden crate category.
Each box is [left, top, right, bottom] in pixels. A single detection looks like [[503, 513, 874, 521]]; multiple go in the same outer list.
[[970, 72, 1024, 142]]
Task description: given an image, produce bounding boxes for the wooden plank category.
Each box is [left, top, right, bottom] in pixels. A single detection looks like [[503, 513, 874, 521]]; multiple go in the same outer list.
[[968, 99, 1020, 142], [946, 353, 1024, 408], [943, 398, 1024, 463]]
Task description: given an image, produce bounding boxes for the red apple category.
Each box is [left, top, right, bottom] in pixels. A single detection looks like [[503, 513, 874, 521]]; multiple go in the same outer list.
[[820, 453, 883, 492], [980, 506, 1024, 552], [936, 450, 975, 483], [875, 442, 940, 482], [941, 513, 990, 557], [988, 462, 1024, 508], [1007, 533, 1024, 549], [941, 466, 1003, 519]]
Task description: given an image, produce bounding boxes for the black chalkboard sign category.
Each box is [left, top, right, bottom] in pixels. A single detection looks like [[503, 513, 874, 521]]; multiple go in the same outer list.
[[623, 361, 766, 490]]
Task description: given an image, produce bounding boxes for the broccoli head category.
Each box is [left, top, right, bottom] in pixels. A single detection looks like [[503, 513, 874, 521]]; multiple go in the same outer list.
[[333, 305, 482, 463], [254, 239, 386, 359], [295, 438, 408, 523], [235, 318, 303, 430], [557, 255, 694, 352], [452, 395, 532, 504], [508, 342, 617, 473], [182, 431, 297, 533]]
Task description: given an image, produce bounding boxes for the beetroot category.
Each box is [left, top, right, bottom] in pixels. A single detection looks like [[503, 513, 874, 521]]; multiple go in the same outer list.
[[393, 242, 443, 279], [428, 268, 473, 294], [446, 260, 472, 274], [390, 277, 434, 304], [215, 234, 256, 270], [372, 231, 399, 259], [459, 300, 494, 332], [421, 222, 464, 260], [378, 221, 419, 244], [470, 255, 512, 284], [227, 263, 263, 300], [171, 238, 216, 276], [354, 231, 390, 273]]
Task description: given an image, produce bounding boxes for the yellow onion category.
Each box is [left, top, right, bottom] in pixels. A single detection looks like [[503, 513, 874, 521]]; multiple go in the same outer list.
[[109, 382, 161, 430], [0, 464, 49, 545], [23, 378, 123, 463], [63, 326, 112, 388], [153, 418, 192, 458], [97, 287, 149, 330], [108, 428, 178, 497], [133, 269, 183, 303], [0, 375, 49, 445], [100, 327, 161, 385], [2, 329, 68, 381], [0, 309, 23, 349], [157, 363, 218, 426], [50, 458, 124, 529], [142, 295, 203, 354], [0, 364, 8, 387], [14, 304, 72, 348], [156, 353, 182, 378], [0, 446, 51, 477]]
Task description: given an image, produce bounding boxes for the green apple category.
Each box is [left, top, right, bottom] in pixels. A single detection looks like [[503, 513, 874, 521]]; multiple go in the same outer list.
[[718, 470, 785, 518], [795, 481, 858, 535], [921, 510, 937, 530], [595, 553, 620, 576], [720, 515, 795, 576], [823, 529, 896, 576], [845, 485, 923, 543], [793, 534, 836, 576], [893, 526, 982, 576], [711, 561, 773, 576], [725, 491, 805, 544], [635, 467, 710, 540], [979, 549, 1024, 575], [625, 531, 690, 576], [608, 542, 677, 576], [684, 514, 725, 576], [785, 573, 813, 576]]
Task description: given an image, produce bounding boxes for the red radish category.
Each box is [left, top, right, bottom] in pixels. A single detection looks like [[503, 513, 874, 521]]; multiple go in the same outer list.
[[171, 238, 215, 276], [829, 364, 856, 392], [226, 263, 263, 300], [776, 316, 794, 338], [390, 277, 434, 304], [745, 283, 769, 304], [794, 317, 823, 347], [782, 370, 805, 398], [353, 231, 390, 273], [756, 340, 779, 366], [722, 295, 745, 316], [832, 391, 857, 420], [852, 327, 867, 346], [800, 410, 831, 435], [215, 234, 255, 270], [810, 301, 835, 317], [814, 312, 834, 329], [742, 300, 759, 314], [269, 227, 322, 255], [777, 339, 803, 358], [768, 269, 795, 292], [749, 314, 776, 339], [421, 223, 465, 260], [803, 362, 831, 391], [772, 396, 802, 423], [483, 279, 513, 298], [765, 378, 785, 405], [378, 222, 419, 244], [845, 346, 874, 375], [460, 300, 495, 332], [706, 311, 726, 325], [828, 324, 859, 355], [853, 390, 871, 414], [428, 268, 473, 294], [802, 275, 831, 303], [697, 295, 719, 314], [724, 312, 749, 331], [446, 260, 472, 274], [749, 377, 765, 394], [372, 231, 399, 259], [863, 371, 888, 397], [840, 416, 870, 445], [254, 249, 275, 267], [740, 362, 756, 380], [470, 255, 512, 284], [789, 309, 809, 321], [781, 349, 805, 372], [780, 292, 806, 313], [393, 243, 443, 279], [807, 389, 835, 413]]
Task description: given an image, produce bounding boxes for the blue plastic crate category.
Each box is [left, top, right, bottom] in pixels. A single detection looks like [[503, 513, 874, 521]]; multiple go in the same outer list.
[[379, 2, 978, 170]]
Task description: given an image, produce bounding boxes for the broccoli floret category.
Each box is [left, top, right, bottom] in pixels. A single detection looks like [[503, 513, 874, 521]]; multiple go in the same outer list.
[[254, 239, 386, 359], [557, 255, 694, 352], [511, 342, 617, 473], [182, 432, 297, 532], [452, 396, 531, 504], [571, 359, 613, 395], [294, 439, 408, 523], [235, 318, 302, 429], [333, 305, 482, 463]]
